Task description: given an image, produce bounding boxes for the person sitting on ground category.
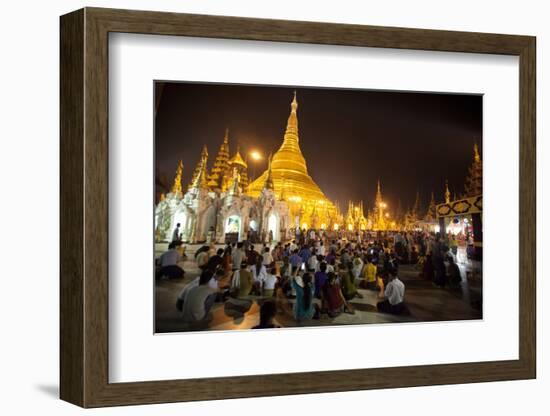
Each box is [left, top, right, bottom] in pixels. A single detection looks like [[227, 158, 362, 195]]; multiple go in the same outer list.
[[206, 248, 224, 272], [181, 270, 218, 322], [340, 262, 362, 300], [322, 272, 353, 317], [410, 245, 419, 264], [307, 249, 318, 272], [352, 253, 364, 279], [246, 244, 259, 266], [360, 257, 378, 290], [262, 246, 274, 267], [196, 246, 210, 272], [175, 267, 221, 311], [230, 261, 254, 298], [313, 261, 328, 299], [299, 245, 312, 266], [376, 267, 406, 315], [156, 242, 185, 279], [251, 256, 268, 294], [261, 266, 279, 297], [291, 273, 319, 321], [289, 249, 302, 276], [252, 300, 280, 329]]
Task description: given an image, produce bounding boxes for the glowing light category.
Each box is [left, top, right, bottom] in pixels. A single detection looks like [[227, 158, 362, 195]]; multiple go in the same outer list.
[[334, 224, 339, 231], [385, 212, 390, 218], [289, 195, 302, 202], [347, 224, 353, 231], [249, 150, 263, 161], [321, 223, 327, 230], [301, 223, 308, 230]]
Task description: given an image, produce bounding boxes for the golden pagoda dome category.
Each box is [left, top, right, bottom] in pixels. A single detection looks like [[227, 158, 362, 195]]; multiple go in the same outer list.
[[247, 92, 335, 225], [228, 148, 248, 168]]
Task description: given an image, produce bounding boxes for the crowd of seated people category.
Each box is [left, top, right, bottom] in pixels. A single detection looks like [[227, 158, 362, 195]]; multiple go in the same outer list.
[[160, 227, 470, 328]]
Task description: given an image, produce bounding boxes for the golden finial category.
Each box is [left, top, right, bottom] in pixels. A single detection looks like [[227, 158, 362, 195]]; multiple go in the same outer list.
[[171, 160, 183, 194], [224, 128, 229, 144], [474, 142, 481, 163], [445, 179, 451, 204]]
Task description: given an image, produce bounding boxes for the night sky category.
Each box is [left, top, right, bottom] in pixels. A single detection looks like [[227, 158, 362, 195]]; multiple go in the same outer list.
[[155, 82, 482, 214]]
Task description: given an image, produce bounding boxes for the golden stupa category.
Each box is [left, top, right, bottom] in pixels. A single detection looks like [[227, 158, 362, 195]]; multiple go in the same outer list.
[[247, 92, 336, 229]]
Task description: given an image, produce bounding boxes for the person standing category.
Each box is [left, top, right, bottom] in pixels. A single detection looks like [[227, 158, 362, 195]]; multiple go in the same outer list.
[[231, 261, 254, 298], [171, 223, 181, 243], [231, 242, 245, 272]]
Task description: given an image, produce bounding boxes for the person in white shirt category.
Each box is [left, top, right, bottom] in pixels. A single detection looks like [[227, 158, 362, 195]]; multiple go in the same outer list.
[[352, 254, 364, 279], [376, 268, 406, 314], [261, 266, 279, 297], [156, 242, 185, 279], [181, 270, 217, 322], [307, 251, 318, 272], [262, 246, 273, 266], [289, 240, 298, 252], [251, 256, 268, 284], [175, 268, 222, 311], [231, 242, 245, 271]]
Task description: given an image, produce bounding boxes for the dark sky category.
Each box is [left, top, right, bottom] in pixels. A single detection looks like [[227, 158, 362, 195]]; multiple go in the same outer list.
[[155, 81, 482, 214]]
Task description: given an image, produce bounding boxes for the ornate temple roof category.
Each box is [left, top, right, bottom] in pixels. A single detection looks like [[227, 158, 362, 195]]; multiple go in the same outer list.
[[228, 148, 248, 168]]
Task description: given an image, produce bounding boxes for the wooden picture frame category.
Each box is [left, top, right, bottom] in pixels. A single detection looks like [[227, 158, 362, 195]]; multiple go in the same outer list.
[[60, 7, 536, 408]]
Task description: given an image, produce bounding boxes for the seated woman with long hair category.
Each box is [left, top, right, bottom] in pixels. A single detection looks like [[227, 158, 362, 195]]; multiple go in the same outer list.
[[290, 273, 319, 321]]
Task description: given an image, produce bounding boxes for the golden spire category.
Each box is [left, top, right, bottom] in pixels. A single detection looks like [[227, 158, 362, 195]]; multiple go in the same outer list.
[[208, 129, 231, 190], [263, 153, 274, 191], [189, 145, 209, 190], [171, 160, 183, 194], [246, 91, 336, 226], [445, 179, 451, 203], [474, 142, 481, 163], [375, 179, 383, 206]]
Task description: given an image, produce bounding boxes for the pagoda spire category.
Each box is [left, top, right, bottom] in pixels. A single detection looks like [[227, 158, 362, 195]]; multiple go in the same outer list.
[[375, 179, 383, 206], [285, 90, 299, 137], [188, 145, 209, 190], [445, 179, 451, 203], [425, 191, 436, 221], [208, 128, 231, 190], [464, 141, 483, 197], [171, 160, 183, 195], [263, 153, 274, 191]]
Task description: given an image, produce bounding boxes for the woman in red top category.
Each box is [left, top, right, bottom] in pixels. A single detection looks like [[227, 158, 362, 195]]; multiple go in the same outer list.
[[322, 272, 353, 318]]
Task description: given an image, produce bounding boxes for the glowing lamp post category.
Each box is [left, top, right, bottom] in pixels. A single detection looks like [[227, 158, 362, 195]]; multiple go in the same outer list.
[[248, 150, 263, 180]]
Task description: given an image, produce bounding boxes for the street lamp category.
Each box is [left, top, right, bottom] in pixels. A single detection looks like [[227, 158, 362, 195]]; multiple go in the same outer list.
[[248, 150, 263, 180]]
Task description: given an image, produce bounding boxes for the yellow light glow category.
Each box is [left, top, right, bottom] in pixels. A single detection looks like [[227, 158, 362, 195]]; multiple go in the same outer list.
[[289, 195, 302, 202], [321, 223, 327, 230], [301, 223, 308, 230], [249, 150, 263, 161], [334, 224, 339, 231], [385, 212, 390, 218], [347, 224, 353, 231]]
